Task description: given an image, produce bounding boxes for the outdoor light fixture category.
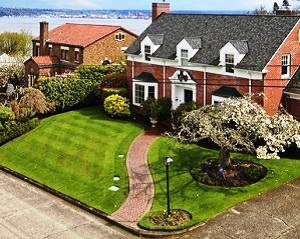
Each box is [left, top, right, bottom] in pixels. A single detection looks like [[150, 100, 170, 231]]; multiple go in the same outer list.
[[177, 70, 188, 82], [163, 156, 173, 215]]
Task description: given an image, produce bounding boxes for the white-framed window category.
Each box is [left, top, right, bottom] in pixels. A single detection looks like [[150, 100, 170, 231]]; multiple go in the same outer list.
[[61, 49, 69, 61], [282, 54, 290, 77], [225, 54, 234, 73], [144, 45, 151, 61], [133, 82, 157, 105], [181, 49, 189, 66], [115, 32, 125, 41]]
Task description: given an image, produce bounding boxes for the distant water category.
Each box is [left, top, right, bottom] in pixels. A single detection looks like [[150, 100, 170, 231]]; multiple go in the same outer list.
[[0, 17, 151, 36], [0, 10, 248, 36]]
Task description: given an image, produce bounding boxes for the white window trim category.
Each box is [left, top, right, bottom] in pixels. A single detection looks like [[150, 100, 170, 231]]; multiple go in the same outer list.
[[212, 95, 227, 104], [132, 80, 158, 106], [281, 54, 290, 79]]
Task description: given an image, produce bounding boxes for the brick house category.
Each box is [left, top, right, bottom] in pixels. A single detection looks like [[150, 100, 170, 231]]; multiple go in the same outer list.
[[24, 22, 137, 86], [125, 2, 300, 119]]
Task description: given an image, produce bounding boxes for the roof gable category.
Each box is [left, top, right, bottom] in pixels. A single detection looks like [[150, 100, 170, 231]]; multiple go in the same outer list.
[[35, 23, 137, 47], [126, 14, 300, 71], [29, 56, 60, 66]]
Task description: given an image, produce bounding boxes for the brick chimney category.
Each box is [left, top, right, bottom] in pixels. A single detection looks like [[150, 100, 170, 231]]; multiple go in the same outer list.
[[39, 21, 49, 56], [152, 2, 170, 22]]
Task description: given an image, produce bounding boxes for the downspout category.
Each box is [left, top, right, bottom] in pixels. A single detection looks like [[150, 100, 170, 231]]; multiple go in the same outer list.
[[248, 71, 252, 97], [163, 60, 166, 97], [203, 66, 207, 106]]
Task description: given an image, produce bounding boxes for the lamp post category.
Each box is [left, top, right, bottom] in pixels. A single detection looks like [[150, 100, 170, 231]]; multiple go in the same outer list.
[[163, 156, 173, 216]]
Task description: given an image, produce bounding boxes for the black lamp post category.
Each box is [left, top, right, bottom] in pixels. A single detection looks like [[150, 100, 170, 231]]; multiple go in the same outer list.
[[163, 156, 173, 216]]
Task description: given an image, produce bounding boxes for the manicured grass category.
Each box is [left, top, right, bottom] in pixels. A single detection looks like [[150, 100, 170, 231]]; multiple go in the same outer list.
[[0, 106, 143, 214], [139, 137, 300, 230]]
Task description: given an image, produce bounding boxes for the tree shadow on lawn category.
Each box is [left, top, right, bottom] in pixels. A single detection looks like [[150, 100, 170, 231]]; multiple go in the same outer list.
[[150, 144, 253, 206]]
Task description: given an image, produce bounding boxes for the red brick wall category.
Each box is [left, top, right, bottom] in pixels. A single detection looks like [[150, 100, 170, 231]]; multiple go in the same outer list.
[[282, 95, 300, 120], [127, 61, 264, 108], [264, 21, 300, 115], [84, 31, 137, 64]]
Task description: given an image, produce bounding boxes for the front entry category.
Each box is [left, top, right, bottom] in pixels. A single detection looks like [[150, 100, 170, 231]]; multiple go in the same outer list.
[[184, 89, 193, 103]]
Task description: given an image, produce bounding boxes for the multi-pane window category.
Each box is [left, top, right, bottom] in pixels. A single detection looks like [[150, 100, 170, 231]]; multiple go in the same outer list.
[[225, 54, 234, 73], [115, 32, 125, 41], [148, 86, 155, 98], [144, 45, 151, 61], [61, 49, 69, 61], [135, 84, 145, 104], [48, 46, 52, 55], [282, 54, 290, 76], [181, 49, 189, 66], [133, 83, 157, 105], [75, 51, 80, 62]]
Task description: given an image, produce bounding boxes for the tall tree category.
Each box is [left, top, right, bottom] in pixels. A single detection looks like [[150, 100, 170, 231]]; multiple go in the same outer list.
[[273, 2, 280, 13], [168, 97, 300, 168], [282, 0, 291, 9], [0, 30, 33, 57]]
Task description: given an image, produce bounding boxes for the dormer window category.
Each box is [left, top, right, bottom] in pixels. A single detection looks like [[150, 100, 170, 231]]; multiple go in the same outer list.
[[115, 32, 125, 41], [225, 54, 234, 73], [282, 54, 290, 78], [181, 49, 189, 66], [145, 45, 151, 61]]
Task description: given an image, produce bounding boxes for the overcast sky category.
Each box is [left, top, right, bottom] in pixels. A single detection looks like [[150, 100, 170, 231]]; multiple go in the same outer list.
[[1, 0, 300, 11]]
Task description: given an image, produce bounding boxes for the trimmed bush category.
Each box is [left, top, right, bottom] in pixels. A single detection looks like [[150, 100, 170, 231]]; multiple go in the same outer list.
[[36, 76, 99, 111], [101, 87, 127, 102], [103, 94, 130, 118], [0, 118, 38, 145]]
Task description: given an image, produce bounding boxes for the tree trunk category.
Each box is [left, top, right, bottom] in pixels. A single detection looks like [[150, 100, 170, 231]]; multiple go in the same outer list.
[[219, 147, 231, 169]]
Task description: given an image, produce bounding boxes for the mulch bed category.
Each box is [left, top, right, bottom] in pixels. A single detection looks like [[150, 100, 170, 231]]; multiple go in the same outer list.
[[190, 159, 268, 187]]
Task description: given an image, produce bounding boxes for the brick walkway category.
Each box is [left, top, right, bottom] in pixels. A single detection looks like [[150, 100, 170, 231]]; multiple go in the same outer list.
[[110, 126, 165, 230]]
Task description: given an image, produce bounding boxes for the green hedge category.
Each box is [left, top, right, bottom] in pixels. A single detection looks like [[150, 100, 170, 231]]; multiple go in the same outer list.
[[36, 77, 99, 111], [101, 87, 127, 101], [0, 118, 38, 145]]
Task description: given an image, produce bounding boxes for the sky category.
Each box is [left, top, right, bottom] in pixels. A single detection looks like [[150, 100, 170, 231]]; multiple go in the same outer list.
[[1, 0, 300, 11]]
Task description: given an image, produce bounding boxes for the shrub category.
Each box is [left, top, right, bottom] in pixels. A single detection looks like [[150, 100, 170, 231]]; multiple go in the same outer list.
[[103, 94, 130, 118], [172, 101, 201, 126], [101, 87, 127, 102], [0, 106, 15, 123], [157, 97, 172, 121], [0, 118, 38, 145], [36, 76, 99, 111]]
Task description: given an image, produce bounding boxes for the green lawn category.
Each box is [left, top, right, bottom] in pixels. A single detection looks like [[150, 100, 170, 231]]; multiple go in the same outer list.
[[0, 106, 143, 214], [139, 136, 300, 230]]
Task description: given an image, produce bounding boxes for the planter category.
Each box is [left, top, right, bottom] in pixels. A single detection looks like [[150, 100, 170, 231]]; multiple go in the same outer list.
[[150, 117, 158, 127]]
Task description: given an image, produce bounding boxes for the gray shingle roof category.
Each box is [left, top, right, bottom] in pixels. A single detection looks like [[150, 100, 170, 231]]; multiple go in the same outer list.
[[229, 40, 249, 54], [184, 37, 202, 49], [125, 14, 300, 72], [147, 34, 165, 45]]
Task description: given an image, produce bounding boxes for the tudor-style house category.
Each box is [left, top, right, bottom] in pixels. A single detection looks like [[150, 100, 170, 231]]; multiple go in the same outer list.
[[125, 2, 300, 119], [24, 22, 137, 86]]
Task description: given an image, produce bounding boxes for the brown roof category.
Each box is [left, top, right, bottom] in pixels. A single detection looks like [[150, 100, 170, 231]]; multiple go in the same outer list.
[[35, 23, 136, 47], [30, 56, 60, 66]]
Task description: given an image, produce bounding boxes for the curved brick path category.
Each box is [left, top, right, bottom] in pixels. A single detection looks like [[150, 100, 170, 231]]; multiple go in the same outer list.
[[110, 126, 165, 229]]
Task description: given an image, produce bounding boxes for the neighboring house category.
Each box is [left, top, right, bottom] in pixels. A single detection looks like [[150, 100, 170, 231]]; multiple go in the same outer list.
[[125, 2, 300, 118], [24, 22, 138, 86], [0, 53, 18, 66]]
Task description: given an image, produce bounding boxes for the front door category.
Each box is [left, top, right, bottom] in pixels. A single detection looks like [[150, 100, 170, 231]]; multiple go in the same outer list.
[[184, 89, 193, 103]]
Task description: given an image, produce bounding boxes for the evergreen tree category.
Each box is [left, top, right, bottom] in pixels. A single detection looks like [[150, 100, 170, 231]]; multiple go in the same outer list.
[[282, 0, 291, 9], [273, 2, 280, 13]]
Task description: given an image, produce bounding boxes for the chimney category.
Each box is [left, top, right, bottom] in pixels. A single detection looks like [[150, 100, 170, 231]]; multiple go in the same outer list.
[[39, 21, 49, 56], [152, 2, 170, 22]]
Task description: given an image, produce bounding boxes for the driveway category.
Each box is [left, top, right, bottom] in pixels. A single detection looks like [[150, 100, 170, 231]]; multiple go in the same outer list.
[[0, 171, 137, 239]]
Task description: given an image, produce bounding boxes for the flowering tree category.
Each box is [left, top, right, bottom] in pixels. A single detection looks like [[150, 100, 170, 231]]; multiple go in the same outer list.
[[169, 96, 300, 168]]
